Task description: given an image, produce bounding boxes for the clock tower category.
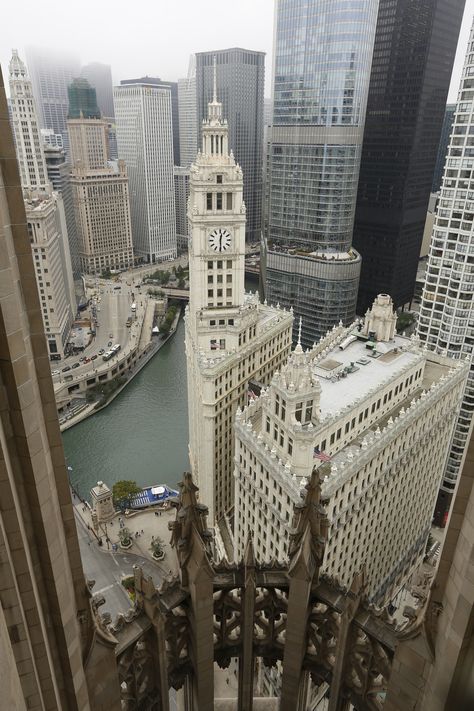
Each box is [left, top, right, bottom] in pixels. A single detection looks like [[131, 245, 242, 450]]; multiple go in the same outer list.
[[187, 61, 246, 349], [185, 61, 293, 525]]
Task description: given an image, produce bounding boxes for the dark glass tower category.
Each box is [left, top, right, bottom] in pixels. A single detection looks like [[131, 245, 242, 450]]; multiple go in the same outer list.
[[80, 62, 115, 118], [353, 0, 465, 316], [196, 48, 265, 243], [67, 78, 101, 119], [263, 0, 379, 347]]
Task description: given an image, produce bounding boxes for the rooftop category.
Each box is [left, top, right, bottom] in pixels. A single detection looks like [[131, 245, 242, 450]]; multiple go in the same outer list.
[[316, 332, 420, 417]]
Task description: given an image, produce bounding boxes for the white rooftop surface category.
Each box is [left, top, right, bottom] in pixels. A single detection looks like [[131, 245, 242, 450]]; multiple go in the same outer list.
[[315, 334, 418, 417]]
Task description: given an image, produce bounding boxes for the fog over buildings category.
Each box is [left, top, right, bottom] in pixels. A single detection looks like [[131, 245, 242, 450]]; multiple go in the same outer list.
[[0, 0, 473, 100]]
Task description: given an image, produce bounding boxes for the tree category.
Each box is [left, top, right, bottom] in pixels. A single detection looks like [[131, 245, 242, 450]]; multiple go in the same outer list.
[[119, 527, 133, 546], [396, 311, 415, 334], [150, 536, 165, 560], [112, 480, 141, 508]]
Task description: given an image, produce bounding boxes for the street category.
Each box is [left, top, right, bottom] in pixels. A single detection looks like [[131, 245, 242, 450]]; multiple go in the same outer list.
[[75, 508, 164, 620]]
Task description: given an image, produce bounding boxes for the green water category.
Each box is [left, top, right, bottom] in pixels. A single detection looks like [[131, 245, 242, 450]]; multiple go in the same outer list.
[[62, 317, 189, 499]]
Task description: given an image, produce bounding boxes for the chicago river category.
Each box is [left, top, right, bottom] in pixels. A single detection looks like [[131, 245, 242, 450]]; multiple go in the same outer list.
[[63, 317, 189, 498]]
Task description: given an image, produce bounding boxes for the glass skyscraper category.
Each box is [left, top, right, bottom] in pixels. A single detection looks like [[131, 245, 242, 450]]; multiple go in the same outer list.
[[353, 0, 465, 315], [25, 47, 80, 154], [263, 0, 379, 347]]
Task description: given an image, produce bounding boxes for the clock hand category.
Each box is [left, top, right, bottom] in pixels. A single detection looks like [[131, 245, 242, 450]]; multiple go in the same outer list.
[[219, 232, 222, 251]]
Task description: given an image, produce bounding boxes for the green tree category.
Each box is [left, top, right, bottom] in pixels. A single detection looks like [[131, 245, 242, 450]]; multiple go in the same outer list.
[[119, 527, 133, 546], [112, 480, 141, 508], [150, 536, 165, 559], [396, 312, 415, 334]]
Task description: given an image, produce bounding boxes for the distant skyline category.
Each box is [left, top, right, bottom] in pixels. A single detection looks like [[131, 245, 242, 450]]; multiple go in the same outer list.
[[1, 0, 473, 101]]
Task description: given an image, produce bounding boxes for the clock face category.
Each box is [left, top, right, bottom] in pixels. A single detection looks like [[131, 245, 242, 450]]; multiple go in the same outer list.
[[209, 228, 231, 252]]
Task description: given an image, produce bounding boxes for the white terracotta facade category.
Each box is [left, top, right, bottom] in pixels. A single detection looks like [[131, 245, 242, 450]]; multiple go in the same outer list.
[[234, 296, 468, 604], [185, 74, 293, 523]]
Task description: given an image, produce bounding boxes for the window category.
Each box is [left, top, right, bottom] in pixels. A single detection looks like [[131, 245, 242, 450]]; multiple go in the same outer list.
[[208, 261, 213, 269], [305, 400, 313, 422], [206, 193, 212, 210], [227, 192, 232, 209], [216, 193, 222, 210], [295, 402, 303, 422], [217, 260, 223, 269], [217, 175, 223, 184]]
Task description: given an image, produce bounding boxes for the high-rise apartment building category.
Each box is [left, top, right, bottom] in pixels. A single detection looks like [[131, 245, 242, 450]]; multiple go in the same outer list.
[[9, 50, 75, 358], [25, 46, 80, 152], [178, 58, 198, 168], [185, 75, 293, 522], [234, 295, 468, 604], [263, 0, 378, 347], [68, 105, 134, 273], [353, 0, 465, 315], [432, 103, 456, 194], [417, 19, 474, 527], [196, 48, 265, 244], [114, 80, 176, 263], [80, 61, 115, 118]]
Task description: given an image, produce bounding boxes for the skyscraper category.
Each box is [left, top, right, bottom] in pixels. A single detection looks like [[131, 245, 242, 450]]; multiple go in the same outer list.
[[43, 143, 80, 277], [9, 50, 49, 192], [67, 77, 101, 119], [9, 50, 75, 358], [80, 61, 115, 118], [114, 80, 176, 263], [417, 18, 474, 527], [196, 48, 265, 244], [432, 103, 456, 193], [120, 76, 180, 165], [178, 57, 198, 168], [353, 0, 465, 315], [25, 46, 80, 152], [68, 104, 134, 273], [263, 0, 379, 347], [234, 295, 467, 604], [185, 72, 293, 522]]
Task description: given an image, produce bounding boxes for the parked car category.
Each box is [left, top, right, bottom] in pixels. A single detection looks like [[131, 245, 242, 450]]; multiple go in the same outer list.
[[108, 341, 113, 347], [83, 358, 90, 364], [98, 349, 105, 355], [79, 356, 85, 362], [72, 362, 80, 369], [52, 370, 60, 376], [62, 365, 71, 372], [91, 354, 98, 361]]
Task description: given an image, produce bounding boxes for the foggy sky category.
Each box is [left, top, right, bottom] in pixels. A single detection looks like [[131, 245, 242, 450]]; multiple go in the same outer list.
[[1, 0, 473, 101]]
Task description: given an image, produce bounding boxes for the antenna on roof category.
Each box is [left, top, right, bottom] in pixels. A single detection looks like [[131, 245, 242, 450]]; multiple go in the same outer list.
[[298, 317, 302, 347]]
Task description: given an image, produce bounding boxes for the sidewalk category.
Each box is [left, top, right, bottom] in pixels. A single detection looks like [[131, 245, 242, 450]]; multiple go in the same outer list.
[[71, 490, 179, 576]]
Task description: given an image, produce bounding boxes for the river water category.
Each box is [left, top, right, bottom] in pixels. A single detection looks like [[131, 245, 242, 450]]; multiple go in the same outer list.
[[62, 317, 189, 499], [63, 276, 259, 499]]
